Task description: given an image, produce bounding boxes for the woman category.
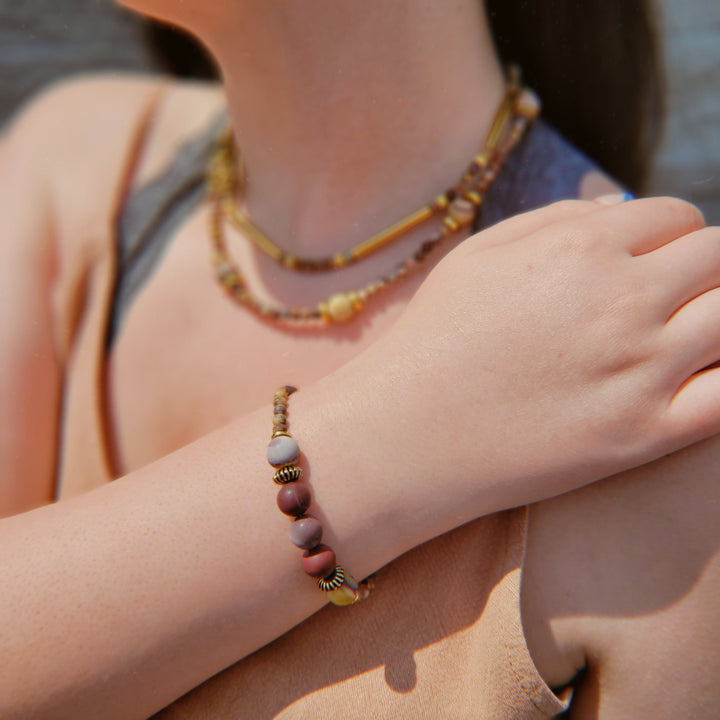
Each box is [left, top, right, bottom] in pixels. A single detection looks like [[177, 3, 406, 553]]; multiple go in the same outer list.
[[0, 1, 718, 718]]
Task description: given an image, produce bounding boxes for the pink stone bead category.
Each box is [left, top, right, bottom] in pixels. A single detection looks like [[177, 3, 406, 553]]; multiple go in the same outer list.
[[301, 544, 337, 578], [289, 516, 323, 550], [448, 197, 475, 224]]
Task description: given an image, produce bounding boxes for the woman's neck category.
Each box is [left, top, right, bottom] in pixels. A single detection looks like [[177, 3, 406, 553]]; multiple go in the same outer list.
[[197, 0, 505, 256]]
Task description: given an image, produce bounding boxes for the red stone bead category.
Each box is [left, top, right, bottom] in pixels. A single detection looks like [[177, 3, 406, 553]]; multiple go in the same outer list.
[[301, 544, 337, 578], [276, 484, 311, 517]]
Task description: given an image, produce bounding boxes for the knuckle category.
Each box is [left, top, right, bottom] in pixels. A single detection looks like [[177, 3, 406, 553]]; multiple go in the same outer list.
[[548, 198, 597, 219], [694, 224, 720, 248], [553, 226, 596, 256]]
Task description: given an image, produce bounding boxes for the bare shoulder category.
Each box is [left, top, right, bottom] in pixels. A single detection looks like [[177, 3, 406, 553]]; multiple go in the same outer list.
[[130, 77, 226, 189], [3, 71, 224, 209], [522, 435, 720, 717], [3, 71, 224, 271], [4, 71, 168, 164], [3, 73, 165, 237]]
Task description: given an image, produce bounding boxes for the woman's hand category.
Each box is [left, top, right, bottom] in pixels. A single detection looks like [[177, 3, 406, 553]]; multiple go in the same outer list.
[[314, 197, 720, 523]]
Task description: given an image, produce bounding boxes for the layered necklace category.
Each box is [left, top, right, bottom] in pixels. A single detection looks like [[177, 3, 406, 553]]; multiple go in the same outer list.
[[206, 71, 540, 326]]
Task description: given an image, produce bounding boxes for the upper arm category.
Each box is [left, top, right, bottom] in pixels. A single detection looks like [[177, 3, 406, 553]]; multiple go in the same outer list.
[[522, 435, 720, 718], [0, 73, 168, 516], [0, 103, 62, 516]]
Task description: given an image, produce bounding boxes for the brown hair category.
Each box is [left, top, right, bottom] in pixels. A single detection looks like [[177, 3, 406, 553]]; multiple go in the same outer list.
[[147, 0, 664, 193], [486, 0, 664, 192]]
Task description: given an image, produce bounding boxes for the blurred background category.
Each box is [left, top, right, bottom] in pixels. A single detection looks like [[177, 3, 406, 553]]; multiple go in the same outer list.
[[0, 0, 718, 222]]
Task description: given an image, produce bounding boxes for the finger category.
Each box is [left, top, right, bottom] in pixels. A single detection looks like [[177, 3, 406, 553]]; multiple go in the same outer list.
[[469, 199, 602, 250], [664, 365, 720, 450], [643, 226, 720, 317], [573, 196, 705, 256], [663, 285, 720, 378], [594, 192, 634, 205]]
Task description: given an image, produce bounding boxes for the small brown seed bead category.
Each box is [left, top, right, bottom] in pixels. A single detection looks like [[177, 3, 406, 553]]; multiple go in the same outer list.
[[276, 483, 312, 517], [273, 404, 287, 415], [272, 414, 287, 426], [301, 544, 337, 578]]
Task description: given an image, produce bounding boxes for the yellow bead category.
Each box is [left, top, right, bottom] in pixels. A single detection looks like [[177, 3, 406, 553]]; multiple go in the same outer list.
[[327, 579, 359, 606], [326, 292, 356, 323]]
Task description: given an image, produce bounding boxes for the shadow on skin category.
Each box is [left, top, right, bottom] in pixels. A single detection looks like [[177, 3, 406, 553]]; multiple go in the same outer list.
[[152, 430, 720, 717], [522, 430, 720, 718], [150, 512, 517, 718]]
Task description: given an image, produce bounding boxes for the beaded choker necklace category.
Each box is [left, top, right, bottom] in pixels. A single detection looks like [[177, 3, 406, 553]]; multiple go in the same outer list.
[[206, 74, 540, 325]]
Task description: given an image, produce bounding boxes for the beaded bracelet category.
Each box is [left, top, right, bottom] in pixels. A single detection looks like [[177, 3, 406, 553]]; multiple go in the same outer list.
[[267, 386, 372, 606]]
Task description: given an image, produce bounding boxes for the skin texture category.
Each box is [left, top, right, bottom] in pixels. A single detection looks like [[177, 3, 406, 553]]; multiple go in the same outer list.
[[0, 0, 718, 717]]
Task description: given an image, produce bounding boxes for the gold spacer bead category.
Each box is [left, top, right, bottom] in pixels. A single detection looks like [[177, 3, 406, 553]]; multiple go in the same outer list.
[[318, 566, 346, 592], [433, 194, 450, 211], [465, 190, 483, 207], [474, 151, 490, 168], [331, 253, 349, 269], [273, 465, 303, 485], [442, 216, 460, 233]]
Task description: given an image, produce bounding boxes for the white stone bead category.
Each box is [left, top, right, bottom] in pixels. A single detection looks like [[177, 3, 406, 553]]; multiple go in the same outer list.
[[267, 435, 300, 467]]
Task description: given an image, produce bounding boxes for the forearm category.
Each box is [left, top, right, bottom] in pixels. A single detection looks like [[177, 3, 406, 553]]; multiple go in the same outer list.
[[0, 363, 490, 720]]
